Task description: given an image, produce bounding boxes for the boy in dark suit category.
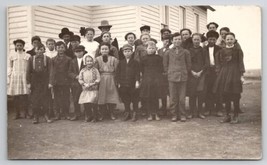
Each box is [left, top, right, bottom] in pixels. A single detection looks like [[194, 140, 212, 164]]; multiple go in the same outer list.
[[204, 30, 223, 117], [26, 43, 52, 124], [68, 45, 86, 121], [50, 41, 72, 120], [26, 36, 41, 56], [117, 44, 140, 121]]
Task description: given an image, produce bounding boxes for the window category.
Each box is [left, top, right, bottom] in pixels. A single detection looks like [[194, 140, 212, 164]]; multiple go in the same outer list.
[[160, 6, 169, 27], [180, 6, 186, 28], [194, 13, 200, 33]]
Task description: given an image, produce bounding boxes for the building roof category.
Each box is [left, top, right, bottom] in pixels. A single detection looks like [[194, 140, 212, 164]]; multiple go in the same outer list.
[[198, 6, 216, 11]]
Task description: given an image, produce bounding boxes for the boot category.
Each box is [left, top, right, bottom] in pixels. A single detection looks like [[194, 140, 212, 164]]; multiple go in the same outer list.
[[147, 113, 153, 121], [32, 115, 39, 124], [155, 114, 161, 121], [230, 115, 239, 124], [131, 112, 137, 122], [45, 114, 52, 123], [110, 111, 116, 120], [122, 112, 130, 121], [220, 115, 231, 123]]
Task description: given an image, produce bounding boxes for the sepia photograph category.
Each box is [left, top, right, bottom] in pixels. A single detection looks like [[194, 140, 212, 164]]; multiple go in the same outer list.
[[6, 5, 261, 159]]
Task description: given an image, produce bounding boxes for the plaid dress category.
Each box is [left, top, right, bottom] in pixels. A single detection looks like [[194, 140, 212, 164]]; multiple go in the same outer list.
[[7, 51, 31, 96]]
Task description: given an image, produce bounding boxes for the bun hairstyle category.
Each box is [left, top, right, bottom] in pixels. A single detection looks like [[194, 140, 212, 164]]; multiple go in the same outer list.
[[80, 27, 95, 36]]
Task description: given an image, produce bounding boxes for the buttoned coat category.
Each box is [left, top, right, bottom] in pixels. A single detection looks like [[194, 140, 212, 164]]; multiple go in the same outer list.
[[163, 46, 192, 82]]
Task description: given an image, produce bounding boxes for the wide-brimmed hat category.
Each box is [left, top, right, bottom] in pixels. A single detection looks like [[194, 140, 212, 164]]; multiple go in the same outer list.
[[70, 35, 81, 42], [98, 20, 112, 30], [59, 28, 74, 39]]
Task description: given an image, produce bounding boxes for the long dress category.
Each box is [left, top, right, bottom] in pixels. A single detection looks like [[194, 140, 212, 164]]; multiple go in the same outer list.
[[78, 67, 100, 104], [7, 51, 31, 96], [95, 55, 120, 104], [213, 45, 245, 100], [139, 54, 165, 99]]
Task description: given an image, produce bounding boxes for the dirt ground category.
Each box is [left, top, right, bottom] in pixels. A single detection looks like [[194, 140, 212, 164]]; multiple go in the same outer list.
[[7, 80, 262, 159]]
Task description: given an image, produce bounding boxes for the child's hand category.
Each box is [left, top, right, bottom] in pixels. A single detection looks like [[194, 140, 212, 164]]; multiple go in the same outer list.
[[27, 84, 31, 89], [48, 84, 53, 88], [76, 75, 79, 80], [135, 81, 140, 89], [241, 76, 245, 84]]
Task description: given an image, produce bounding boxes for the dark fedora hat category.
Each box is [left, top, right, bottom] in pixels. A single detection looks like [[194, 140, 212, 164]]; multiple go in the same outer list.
[[98, 20, 112, 30], [59, 28, 74, 39]]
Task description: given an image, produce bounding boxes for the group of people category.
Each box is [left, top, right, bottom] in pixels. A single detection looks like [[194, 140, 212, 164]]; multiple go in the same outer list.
[[7, 20, 245, 124]]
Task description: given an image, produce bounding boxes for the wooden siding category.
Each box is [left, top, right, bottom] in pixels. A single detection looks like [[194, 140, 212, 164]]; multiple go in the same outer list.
[[34, 6, 92, 45], [91, 5, 137, 47], [8, 6, 31, 53]]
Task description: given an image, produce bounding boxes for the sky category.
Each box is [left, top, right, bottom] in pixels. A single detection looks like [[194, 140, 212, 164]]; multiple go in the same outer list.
[[208, 6, 261, 70]]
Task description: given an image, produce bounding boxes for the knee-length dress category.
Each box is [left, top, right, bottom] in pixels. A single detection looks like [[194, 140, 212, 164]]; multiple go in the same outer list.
[[7, 51, 31, 96], [95, 55, 120, 104], [213, 45, 245, 98], [78, 67, 100, 104], [139, 54, 165, 99]]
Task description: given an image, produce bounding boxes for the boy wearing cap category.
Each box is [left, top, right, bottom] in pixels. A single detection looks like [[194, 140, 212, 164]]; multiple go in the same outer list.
[[59, 27, 74, 50], [134, 25, 158, 47], [157, 28, 172, 49], [117, 44, 140, 121], [27, 36, 41, 56], [68, 45, 86, 121], [203, 30, 223, 116]]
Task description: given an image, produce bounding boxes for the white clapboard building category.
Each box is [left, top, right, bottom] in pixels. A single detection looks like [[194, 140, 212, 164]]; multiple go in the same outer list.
[[7, 5, 215, 53]]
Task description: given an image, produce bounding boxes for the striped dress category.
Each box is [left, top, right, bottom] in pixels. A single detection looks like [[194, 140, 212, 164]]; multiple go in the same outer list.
[[7, 51, 31, 96]]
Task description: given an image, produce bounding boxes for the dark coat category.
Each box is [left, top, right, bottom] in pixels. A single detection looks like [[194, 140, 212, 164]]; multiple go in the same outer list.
[[187, 46, 209, 96], [163, 46, 191, 82], [213, 45, 245, 95], [50, 55, 72, 86], [139, 54, 165, 98], [26, 48, 36, 56], [116, 58, 140, 88], [68, 57, 85, 87], [181, 37, 193, 50], [134, 45, 147, 63]]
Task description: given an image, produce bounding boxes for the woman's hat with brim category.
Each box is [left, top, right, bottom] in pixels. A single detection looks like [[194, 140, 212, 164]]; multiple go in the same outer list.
[[98, 20, 112, 30], [59, 28, 74, 39]]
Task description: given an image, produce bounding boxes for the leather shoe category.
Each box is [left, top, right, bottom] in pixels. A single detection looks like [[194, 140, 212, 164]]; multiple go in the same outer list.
[[171, 116, 177, 122], [220, 115, 231, 123], [155, 114, 161, 121], [180, 116, 186, 122]]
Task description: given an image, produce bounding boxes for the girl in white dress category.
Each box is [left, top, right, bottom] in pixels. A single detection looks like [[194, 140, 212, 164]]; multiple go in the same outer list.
[[80, 27, 99, 60]]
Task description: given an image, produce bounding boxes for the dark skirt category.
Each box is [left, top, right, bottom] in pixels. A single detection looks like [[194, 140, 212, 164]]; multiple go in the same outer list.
[[139, 75, 166, 99]]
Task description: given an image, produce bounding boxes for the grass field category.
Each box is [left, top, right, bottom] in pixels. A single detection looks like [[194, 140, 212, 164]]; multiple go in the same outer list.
[[7, 80, 261, 159]]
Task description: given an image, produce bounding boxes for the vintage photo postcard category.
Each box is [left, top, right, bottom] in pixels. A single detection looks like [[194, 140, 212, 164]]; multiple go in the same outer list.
[[7, 5, 261, 159]]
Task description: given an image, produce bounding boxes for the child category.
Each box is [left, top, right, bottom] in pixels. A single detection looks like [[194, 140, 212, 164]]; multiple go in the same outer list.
[[45, 38, 57, 118], [45, 38, 57, 58], [158, 35, 171, 116], [26, 36, 41, 56], [26, 43, 52, 124], [163, 32, 191, 122], [204, 30, 223, 116], [139, 41, 164, 121], [117, 44, 140, 122], [80, 27, 99, 60], [134, 25, 157, 47], [118, 32, 136, 60], [66, 35, 81, 59], [213, 32, 245, 124], [50, 41, 72, 120], [95, 42, 120, 120], [187, 33, 209, 119], [95, 32, 119, 59], [8, 39, 31, 119], [134, 34, 150, 63], [68, 45, 86, 121], [78, 55, 100, 122]]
